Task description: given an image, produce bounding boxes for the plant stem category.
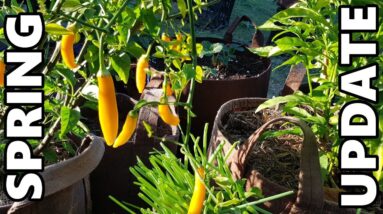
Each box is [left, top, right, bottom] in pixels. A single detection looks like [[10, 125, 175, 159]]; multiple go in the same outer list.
[[98, 34, 107, 75], [183, 0, 198, 147], [168, 0, 221, 19], [33, 117, 61, 155], [160, 0, 168, 21], [59, 12, 108, 33], [146, 42, 155, 56], [42, 43, 61, 75], [226, 190, 295, 211], [104, 0, 129, 31], [108, 196, 136, 214], [133, 100, 191, 114], [33, 75, 94, 155], [76, 39, 89, 62]]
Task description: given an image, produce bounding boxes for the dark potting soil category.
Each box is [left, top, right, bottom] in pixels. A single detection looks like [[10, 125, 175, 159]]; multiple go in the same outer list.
[[150, 44, 267, 81], [222, 108, 302, 190], [199, 49, 266, 81]]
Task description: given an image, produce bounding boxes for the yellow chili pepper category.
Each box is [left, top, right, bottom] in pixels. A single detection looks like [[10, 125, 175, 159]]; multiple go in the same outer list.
[[98, 74, 119, 146], [113, 111, 138, 148], [158, 100, 180, 126], [176, 32, 183, 42], [61, 25, 77, 69], [188, 167, 206, 214], [161, 33, 171, 42], [174, 32, 183, 51], [0, 59, 5, 87], [165, 82, 173, 97], [136, 54, 148, 93]]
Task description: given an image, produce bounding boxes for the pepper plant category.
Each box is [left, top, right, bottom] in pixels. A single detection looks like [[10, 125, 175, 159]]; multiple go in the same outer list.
[[0, 0, 212, 158], [251, 0, 383, 189], [0, 0, 277, 212]]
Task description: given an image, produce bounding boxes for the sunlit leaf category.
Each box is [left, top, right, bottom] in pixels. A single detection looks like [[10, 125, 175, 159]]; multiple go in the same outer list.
[[111, 53, 131, 84], [45, 23, 72, 35], [60, 106, 81, 138]]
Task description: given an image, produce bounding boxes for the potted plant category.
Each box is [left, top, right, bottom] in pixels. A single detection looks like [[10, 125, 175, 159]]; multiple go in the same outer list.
[[208, 0, 382, 212], [208, 98, 357, 213], [50, 0, 215, 212], [190, 16, 271, 136], [150, 15, 272, 136], [0, 1, 109, 212]]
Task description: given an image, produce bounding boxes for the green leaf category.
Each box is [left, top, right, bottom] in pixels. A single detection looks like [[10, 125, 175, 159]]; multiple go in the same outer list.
[[201, 42, 223, 56], [126, 42, 145, 58], [265, 7, 330, 28], [306, 115, 327, 125], [273, 55, 304, 71], [283, 106, 312, 119], [43, 148, 58, 163], [81, 84, 98, 102], [56, 66, 76, 90], [258, 21, 285, 31], [141, 9, 160, 36], [260, 127, 303, 141], [256, 93, 311, 113], [248, 46, 283, 57], [60, 106, 81, 138], [275, 37, 307, 50], [182, 64, 196, 81], [111, 53, 131, 84], [85, 44, 100, 74], [195, 66, 204, 83], [219, 198, 241, 207], [61, 0, 82, 12], [63, 141, 76, 156], [319, 153, 329, 184], [11, 5, 25, 13], [177, 0, 187, 18], [45, 23, 72, 35], [143, 121, 154, 138]]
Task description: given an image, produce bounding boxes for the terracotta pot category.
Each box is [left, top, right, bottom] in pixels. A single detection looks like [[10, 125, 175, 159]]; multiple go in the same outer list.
[[89, 83, 179, 213], [209, 98, 356, 213], [0, 135, 105, 214]]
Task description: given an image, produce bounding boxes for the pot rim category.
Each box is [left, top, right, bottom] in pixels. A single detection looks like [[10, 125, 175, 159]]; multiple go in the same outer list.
[[202, 58, 271, 83], [0, 135, 104, 209]]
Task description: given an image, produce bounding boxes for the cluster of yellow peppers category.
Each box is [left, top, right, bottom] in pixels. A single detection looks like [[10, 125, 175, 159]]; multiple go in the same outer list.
[[60, 27, 180, 149], [0, 28, 204, 212], [58, 27, 205, 213]]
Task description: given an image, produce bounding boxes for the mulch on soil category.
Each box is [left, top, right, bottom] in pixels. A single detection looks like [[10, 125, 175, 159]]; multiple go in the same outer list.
[[222, 108, 302, 190]]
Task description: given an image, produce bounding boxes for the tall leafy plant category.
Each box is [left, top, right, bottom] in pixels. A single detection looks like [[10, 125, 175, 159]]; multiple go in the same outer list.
[[250, 0, 383, 188]]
